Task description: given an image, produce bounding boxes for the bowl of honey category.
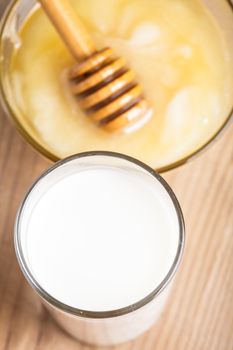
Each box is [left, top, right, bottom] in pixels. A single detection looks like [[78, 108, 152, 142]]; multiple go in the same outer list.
[[0, 0, 233, 172]]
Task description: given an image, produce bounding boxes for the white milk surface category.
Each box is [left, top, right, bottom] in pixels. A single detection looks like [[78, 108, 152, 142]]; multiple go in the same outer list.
[[22, 166, 179, 312]]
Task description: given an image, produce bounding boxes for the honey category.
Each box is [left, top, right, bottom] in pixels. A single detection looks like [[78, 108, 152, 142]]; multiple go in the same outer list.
[[9, 0, 233, 169]]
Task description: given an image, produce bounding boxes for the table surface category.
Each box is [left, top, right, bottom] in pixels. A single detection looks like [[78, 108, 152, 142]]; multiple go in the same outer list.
[[0, 107, 233, 350], [0, 0, 233, 347]]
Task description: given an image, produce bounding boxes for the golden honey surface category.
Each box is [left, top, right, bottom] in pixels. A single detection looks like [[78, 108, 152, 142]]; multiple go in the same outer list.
[[10, 0, 233, 169]]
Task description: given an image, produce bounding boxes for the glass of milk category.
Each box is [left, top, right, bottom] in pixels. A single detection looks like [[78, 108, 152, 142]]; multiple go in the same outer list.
[[14, 152, 185, 346]]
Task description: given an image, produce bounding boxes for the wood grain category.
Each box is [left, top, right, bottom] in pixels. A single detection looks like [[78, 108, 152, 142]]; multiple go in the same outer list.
[[0, 102, 233, 348], [0, 2, 233, 349]]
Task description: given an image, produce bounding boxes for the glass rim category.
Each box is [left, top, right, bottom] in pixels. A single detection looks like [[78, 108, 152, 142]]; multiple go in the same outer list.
[[14, 151, 185, 319], [0, 0, 233, 173]]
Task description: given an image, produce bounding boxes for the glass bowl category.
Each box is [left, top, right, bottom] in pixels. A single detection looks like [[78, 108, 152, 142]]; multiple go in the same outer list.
[[0, 0, 233, 173]]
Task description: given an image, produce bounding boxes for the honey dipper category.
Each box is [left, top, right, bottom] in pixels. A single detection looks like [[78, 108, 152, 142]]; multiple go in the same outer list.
[[39, 0, 150, 132]]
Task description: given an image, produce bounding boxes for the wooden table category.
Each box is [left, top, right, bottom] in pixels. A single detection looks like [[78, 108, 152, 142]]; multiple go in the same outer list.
[[0, 107, 232, 350], [0, 0, 233, 346]]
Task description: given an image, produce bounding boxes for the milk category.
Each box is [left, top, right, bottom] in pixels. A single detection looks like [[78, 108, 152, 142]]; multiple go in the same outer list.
[[16, 153, 184, 345]]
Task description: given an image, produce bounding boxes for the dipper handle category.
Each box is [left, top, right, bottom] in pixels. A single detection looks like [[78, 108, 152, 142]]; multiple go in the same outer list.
[[39, 0, 95, 59]]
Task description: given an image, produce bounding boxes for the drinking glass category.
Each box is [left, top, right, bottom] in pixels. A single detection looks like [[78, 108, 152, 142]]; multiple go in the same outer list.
[[15, 151, 185, 346]]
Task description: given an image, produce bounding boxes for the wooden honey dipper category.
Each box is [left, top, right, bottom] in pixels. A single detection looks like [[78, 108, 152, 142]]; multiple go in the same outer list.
[[39, 0, 151, 133]]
